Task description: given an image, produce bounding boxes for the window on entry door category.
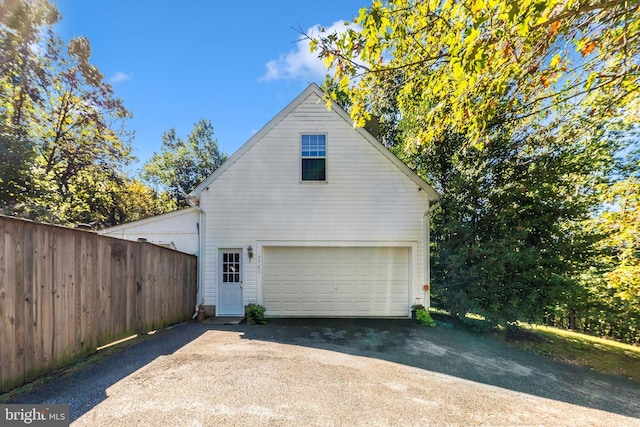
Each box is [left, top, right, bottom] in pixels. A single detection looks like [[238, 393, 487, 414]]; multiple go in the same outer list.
[[222, 252, 240, 283], [301, 134, 326, 181]]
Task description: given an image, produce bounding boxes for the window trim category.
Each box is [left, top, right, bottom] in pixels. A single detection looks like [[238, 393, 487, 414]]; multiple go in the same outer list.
[[300, 133, 328, 183]]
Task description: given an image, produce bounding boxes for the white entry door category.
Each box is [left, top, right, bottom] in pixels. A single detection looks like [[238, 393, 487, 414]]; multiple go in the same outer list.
[[218, 249, 243, 316]]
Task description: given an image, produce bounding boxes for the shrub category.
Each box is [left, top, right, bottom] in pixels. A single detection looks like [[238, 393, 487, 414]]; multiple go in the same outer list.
[[245, 303, 266, 325], [415, 308, 436, 327]]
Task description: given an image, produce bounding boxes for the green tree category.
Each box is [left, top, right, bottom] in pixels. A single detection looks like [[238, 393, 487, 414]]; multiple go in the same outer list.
[[110, 178, 177, 225], [311, 0, 637, 328], [31, 35, 134, 210], [0, 0, 58, 212], [27, 166, 174, 228], [410, 120, 612, 325], [0, 0, 59, 129], [1, 0, 170, 227], [0, 121, 34, 211], [581, 153, 640, 342], [7, 32, 138, 226], [142, 119, 227, 205]]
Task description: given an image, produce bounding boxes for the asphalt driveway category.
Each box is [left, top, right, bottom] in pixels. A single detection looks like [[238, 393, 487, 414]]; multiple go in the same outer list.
[[6, 319, 640, 426]]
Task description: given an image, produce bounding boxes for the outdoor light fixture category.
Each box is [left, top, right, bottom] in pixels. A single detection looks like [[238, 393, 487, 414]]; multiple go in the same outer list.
[[247, 245, 254, 260]]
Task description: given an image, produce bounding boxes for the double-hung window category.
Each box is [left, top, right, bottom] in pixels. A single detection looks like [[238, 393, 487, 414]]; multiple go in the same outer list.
[[301, 134, 326, 181]]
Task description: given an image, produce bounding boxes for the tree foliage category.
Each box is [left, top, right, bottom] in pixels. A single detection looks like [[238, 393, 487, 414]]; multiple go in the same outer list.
[[27, 34, 136, 223], [579, 154, 640, 342], [0, 121, 34, 208], [415, 121, 613, 325], [312, 0, 639, 339], [0, 0, 56, 212], [599, 178, 640, 301], [142, 119, 227, 205], [1, 0, 172, 227], [0, 0, 58, 130], [312, 0, 639, 145]]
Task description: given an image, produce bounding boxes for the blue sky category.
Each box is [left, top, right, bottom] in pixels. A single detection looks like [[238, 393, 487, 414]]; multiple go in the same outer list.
[[53, 0, 367, 174]]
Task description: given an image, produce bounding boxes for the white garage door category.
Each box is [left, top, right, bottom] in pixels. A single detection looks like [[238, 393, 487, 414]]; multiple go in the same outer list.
[[263, 246, 410, 317]]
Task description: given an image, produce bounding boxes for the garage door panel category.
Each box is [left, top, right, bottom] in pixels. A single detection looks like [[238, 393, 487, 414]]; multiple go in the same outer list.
[[353, 284, 372, 294], [317, 301, 335, 311], [335, 301, 353, 310], [316, 290, 334, 299], [336, 288, 355, 297], [281, 267, 299, 277], [263, 246, 410, 317]]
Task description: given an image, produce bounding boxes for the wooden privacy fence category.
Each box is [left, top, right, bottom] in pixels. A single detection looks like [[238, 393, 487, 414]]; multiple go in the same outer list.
[[0, 215, 197, 392]]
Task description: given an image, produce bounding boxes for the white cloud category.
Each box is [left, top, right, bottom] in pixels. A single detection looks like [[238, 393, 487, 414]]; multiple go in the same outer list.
[[109, 71, 131, 83], [260, 21, 352, 81]]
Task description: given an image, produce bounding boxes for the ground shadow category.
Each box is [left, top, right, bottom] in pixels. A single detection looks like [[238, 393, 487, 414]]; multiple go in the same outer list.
[[233, 318, 640, 419], [4, 318, 640, 421], [3, 323, 211, 422]]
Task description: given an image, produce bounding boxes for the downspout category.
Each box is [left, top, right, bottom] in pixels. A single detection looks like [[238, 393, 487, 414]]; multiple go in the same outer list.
[[186, 194, 205, 319], [423, 200, 440, 309]]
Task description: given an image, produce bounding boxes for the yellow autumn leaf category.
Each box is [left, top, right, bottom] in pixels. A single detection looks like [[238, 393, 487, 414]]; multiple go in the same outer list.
[[467, 27, 480, 45], [585, 72, 597, 90], [549, 54, 562, 68], [452, 61, 464, 80], [471, 0, 487, 13]]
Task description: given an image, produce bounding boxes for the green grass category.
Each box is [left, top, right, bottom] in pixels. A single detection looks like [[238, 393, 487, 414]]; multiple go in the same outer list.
[[497, 323, 640, 381], [429, 308, 640, 381]]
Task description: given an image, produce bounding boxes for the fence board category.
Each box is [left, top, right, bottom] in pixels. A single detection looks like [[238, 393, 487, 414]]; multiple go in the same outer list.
[[0, 218, 8, 390], [22, 224, 35, 384], [65, 231, 76, 363], [79, 233, 96, 357], [14, 220, 26, 388], [125, 243, 136, 334], [52, 228, 66, 367], [0, 215, 197, 392], [109, 240, 125, 342], [3, 220, 18, 390], [97, 238, 107, 344], [37, 225, 54, 379], [0, 219, 4, 390]]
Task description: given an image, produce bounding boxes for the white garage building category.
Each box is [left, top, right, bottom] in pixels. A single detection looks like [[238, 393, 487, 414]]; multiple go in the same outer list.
[[188, 84, 439, 318]]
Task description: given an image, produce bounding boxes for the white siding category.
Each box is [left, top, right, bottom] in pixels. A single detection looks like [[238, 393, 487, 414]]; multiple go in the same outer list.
[[199, 92, 430, 312], [98, 208, 199, 254]]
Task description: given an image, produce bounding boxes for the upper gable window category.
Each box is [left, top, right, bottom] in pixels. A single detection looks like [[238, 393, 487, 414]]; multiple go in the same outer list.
[[301, 134, 326, 181]]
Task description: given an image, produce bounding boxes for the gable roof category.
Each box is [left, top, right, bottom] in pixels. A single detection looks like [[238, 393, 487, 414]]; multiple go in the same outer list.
[[190, 83, 439, 202]]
